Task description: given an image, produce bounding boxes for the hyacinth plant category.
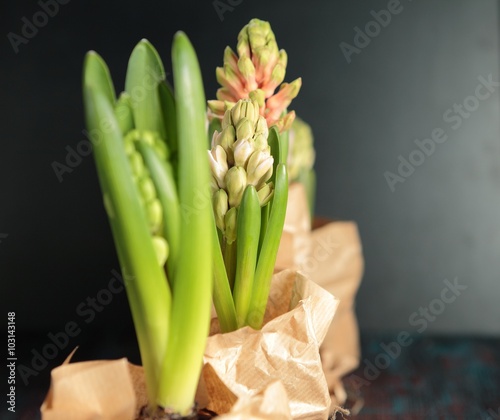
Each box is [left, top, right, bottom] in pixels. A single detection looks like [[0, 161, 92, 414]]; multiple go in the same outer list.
[[207, 19, 308, 332], [209, 99, 288, 332], [83, 33, 212, 417]]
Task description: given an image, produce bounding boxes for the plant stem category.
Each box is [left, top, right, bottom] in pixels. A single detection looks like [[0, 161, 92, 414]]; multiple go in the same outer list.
[[258, 203, 270, 256], [223, 238, 237, 291], [232, 186, 261, 328], [247, 164, 288, 329]]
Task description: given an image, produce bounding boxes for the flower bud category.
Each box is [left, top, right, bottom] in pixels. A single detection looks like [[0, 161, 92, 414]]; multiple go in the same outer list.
[[249, 90, 265, 108], [213, 189, 229, 231], [123, 135, 136, 156], [257, 182, 274, 207], [222, 107, 233, 128], [208, 99, 226, 116], [139, 177, 156, 202], [223, 46, 239, 69], [152, 236, 169, 267], [208, 145, 229, 189], [225, 166, 247, 207], [216, 126, 235, 165], [147, 198, 163, 233], [236, 29, 250, 58], [267, 63, 285, 93], [210, 175, 219, 193], [256, 46, 271, 69], [142, 131, 156, 146], [267, 78, 302, 110], [129, 151, 145, 178], [281, 110, 296, 132], [233, 138, 254, 168], [255, 115, 269, 138], [236, 118, 254, 141], [253, 134, 268, 152], [247, 151, 273, 188], [238, 55, 256, 79], [230, 100, 245, 125]]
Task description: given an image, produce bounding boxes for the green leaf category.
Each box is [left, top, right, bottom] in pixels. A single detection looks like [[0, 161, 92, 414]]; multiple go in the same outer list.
[[157, 32, 213, 416], [268, 127, 281, 185], [125, 39, 166, 138], [211, 214, 238, 333], [247, 163, 288, 329], [83, 51, 171, 407], [158, 81, 178, 158], [232, 185, 261, 328], [82, 51, 116, 105]]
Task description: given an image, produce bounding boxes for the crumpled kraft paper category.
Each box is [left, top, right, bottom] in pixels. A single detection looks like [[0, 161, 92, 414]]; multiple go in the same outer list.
[[41, 357, 293, 420], [41, 356, 137, 420], [276, 182, 364, 407], [41, 269, 338, 420], [205, 269, 339, 420], [216, 381, 292, 420]]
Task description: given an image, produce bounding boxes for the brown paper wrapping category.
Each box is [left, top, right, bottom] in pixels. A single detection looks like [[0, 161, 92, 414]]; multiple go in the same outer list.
[[41, 359, 292, 420], [276, 182, 364, 407], [216, 381, 292, 420], [41, 269, 339, 419], [41, 357, 137, 419], [205, 269, 338, 420]]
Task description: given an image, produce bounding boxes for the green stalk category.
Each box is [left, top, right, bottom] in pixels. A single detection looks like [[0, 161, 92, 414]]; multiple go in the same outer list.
[[138, 141, 181, 283], [83, 52, 171, 408], [258, 203, 270, 256], [232, 186, 261, 328], [246, 163, 288, 329], [83, 50, 116, 105], [211, 213, 238, 333], [157, 32, 212, 415], [223, 238, 237, 290]]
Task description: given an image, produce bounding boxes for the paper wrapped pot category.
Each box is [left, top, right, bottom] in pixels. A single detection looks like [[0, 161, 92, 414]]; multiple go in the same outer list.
[[41, 269, 338, 419]]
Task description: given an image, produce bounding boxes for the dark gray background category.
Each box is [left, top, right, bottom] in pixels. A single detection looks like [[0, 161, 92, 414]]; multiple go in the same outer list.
[[1, 0, 499, 341]]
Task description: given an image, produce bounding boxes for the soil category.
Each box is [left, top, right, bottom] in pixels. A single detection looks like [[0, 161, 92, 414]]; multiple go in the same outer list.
[[137, 406, 218, 420]]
